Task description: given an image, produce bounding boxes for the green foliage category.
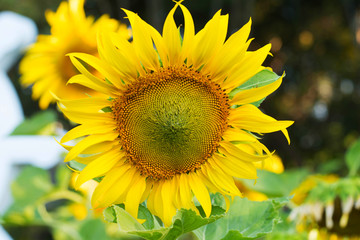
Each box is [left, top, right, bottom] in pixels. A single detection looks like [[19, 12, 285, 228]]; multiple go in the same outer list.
[[68, 160, 86, 172], [56, 165, 72, 190], [104, 204, 224, 240], [1, 165, 93, 240], [345, 137, 360, 177], [317, 158, 344, 174], [265, 210, 307, 240], [104, 197, 288, 240], [306, 177, 360, 203], [229, 70, 282, 107], [79, 219, 109, 240], [242, 169, 309, 198], [193, 197, 288, 240], [6, 166, 53, 215], [10, 110, 57, 135]]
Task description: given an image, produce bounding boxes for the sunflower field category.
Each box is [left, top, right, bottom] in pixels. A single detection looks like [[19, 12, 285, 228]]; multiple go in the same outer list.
[[1, 0, 360, 239]]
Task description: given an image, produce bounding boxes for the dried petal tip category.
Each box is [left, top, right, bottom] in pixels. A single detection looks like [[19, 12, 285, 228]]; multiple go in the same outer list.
[[339, 197, 354, 228], [325, 202, 334, 229]]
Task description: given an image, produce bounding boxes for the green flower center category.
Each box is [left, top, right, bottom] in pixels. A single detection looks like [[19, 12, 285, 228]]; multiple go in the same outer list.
[[113, 66, 229, 179]]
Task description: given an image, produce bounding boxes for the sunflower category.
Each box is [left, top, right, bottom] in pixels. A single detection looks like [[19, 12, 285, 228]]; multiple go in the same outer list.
[[20, 0, 130, 109], [289, 176, 360, 239], [58, 2, 293, 226]]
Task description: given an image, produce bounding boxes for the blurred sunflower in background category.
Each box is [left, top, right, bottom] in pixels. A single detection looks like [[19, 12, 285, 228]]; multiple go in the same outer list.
[[290, 176, 360, 240], [287, 138, 360, 240], [19, 0, 130, 109], [58, 1, 293, 226]]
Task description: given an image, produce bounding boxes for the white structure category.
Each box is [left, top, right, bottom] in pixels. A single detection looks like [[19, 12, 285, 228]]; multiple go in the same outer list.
[[0, 11, 64, 240]]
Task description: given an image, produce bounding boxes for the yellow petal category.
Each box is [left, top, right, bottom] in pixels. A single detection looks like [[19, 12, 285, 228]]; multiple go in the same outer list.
[[59, 97, 112, 113], [61, 123, 115, 143], [140, 180, 153, 204], [205, 19, 252, 79], [98, 32, 142, 82], [67, 74, 117, 97], [75, 148, 124, 189], [179, 4, 195, 62], [91, 164, 131, 208], [59, 106, 113, 124], [114, 167, 139, 204], [189, 172, 211, 217], [64, 133, 118, 162], [69, 0, 85, 21], [247, 141, 272, 156], [68, 52, 124, 90], [178, 174, 197, 211], [231, 73, 284, 106], [38, 85, 57, 109], [160, 179, 177, 226], [202, 162, 240, 196], [146, 183, 160, 217], [229, 104, 294, 143], [219, 141, 270, 162], [123, 9, 160, 70], [212, 153, 257, 180], [222, 127, 257, 143], [223, 18, 251, 50], [172, 175, 181, 209], [163, 3, 181, 65], [74, 152, 106, 164], [147, 22, 169, 67], [222, 44, 272, 90], [125, 173, 147, 221], [68, 54, 119, 96], [189, 11, 228, 69], [223, 195, 232, 212], [80, 141, 115, 155], [153, 181, 165, 219], [32, 76, 57, 99]]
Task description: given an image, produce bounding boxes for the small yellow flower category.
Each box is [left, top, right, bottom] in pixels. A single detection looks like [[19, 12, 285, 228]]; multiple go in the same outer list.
[[20, 0, 130, 109], [59, 2, 293, 226], [253, 154, 284, 174], [69, 202, 88, 220]]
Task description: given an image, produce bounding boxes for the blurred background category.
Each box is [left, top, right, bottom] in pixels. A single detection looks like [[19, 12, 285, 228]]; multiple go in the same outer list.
[[2, 0, 360, 174], [2, 0, 360, 239]]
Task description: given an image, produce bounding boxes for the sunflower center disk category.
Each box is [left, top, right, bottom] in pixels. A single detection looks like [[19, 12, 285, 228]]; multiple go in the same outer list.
[[113, 66, 229, 180]]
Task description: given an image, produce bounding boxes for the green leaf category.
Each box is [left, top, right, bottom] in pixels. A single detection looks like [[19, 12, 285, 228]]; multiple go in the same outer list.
[[114, 205, 146, 232], [10, 110, 57, 135], [101, 106, 112, 112], [317, 158, 344, 174], [9, 166, 53, 211], [103, 206, 117, 223], [79, 219, 109, 240], [242, 169, 309, 198], [2, 166, 54, 224], [194, 197, 288, 240], [345, 138, 360, 177], [306, 178, 360, 204], [138, 205, 155, 230], [105, 204, 156, 230], [68, 160, 86, 172], [55, 165, 72, 190], [229, 70, 282, 107], [111, 204, 225, 240], [265, 210, 307, 240]]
